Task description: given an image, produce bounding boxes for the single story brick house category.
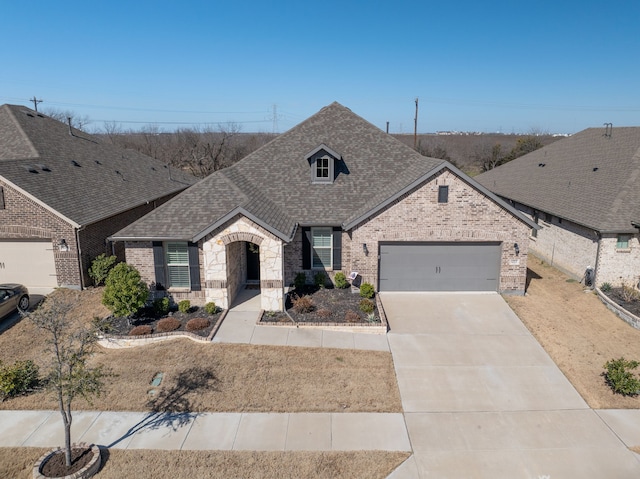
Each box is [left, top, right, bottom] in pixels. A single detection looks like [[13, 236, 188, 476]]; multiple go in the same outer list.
[[476, 125, 640, 287], [111, 102, 536, 311], [0, 104, 196, 293]]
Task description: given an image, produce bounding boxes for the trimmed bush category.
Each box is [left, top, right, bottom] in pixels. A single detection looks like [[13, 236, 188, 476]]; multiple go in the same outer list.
[[334, 272, 349, 289], [359, 282, 375, 299], [204, 302, 218, 315], [294, 272, 306, 290], [344, 310, 360, 322], [314, 272, 327, 289], [102, 263, 149, 317], [129, 325, 153, 336], [292, 294, 315, 313], [317, 308, 332, 319], [157, 317, 181, 332], [603, 357, 640, 396], [178, 300, 191, 314], [153, 297, 170, 316], [0, 360, 39, 401], [359, 298, 375, 314], [88, 254, 118, 286], [186, 318, 211, 331]]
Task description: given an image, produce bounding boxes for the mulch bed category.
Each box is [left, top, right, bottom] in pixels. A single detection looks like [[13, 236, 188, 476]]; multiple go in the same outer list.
[[261, 286, 380, 324], [105, 306, 222, 338], [602, 288, 640, 317], [40, 446, 93, 477]]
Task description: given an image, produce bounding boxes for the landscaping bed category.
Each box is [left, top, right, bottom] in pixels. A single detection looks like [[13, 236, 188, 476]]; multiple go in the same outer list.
[[599, 286, 640, 318], [261, 286, 381, 325], [105, 304, 222, 339]]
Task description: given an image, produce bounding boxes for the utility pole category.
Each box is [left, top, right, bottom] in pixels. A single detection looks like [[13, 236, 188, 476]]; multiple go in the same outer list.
[[386, 121, 389, 134], [272, 104, 278, 134], [30, 96, 42, 112], [413, 97, 419, 148]]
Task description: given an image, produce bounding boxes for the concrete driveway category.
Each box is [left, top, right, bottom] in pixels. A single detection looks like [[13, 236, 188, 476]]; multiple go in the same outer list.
[[382, 292, 640, 478]]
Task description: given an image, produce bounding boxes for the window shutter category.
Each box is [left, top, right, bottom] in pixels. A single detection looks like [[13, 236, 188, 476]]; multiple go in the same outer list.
[[332, 227, 342, 270], [188, 242, 201, 291], [302, 227, 311, 269], [152, 242, 166, 290]]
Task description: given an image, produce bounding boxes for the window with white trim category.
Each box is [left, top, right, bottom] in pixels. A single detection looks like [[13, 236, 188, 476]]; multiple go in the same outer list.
[[165, 242, 190, 288], [311, 227, 333, 269]]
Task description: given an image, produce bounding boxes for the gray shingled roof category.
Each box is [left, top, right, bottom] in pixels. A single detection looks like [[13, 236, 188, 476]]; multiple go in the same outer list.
[[475, 127, 640, 233], [113, 102, 534, 242], [0, 104, 196, 226]]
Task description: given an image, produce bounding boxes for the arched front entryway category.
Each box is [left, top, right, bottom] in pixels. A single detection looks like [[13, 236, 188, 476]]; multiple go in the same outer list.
[[221, 232, 264, 308]]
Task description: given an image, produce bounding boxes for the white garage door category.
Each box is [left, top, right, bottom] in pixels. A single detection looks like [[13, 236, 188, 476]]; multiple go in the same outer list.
[[379, 242, 502, 292], [0, 240, 58, 293]]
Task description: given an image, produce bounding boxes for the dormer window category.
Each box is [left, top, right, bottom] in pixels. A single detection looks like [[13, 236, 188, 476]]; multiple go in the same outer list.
[[306, 144, 341, 184]]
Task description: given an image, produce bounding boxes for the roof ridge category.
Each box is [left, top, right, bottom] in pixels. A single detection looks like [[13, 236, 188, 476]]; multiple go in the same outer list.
[[2, 105, 39, 159]]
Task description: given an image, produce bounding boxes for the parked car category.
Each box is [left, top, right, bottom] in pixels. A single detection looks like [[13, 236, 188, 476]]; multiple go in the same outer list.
[[0, 284, 29, 319]]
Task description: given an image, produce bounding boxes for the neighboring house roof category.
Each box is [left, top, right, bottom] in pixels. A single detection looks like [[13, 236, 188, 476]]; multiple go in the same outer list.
[[475, 127, 640, 234], [113, 102, 535, 242], [0, 104, 196, 227]]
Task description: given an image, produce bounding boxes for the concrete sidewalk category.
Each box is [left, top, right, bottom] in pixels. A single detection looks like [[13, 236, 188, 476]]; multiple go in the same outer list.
[[0, 410, 410, 452]]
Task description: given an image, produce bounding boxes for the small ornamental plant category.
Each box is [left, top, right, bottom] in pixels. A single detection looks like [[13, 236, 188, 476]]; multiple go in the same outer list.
[[334, 272, 349, 289], [603, 357, 640, 396], [204, 302, 218, 315], [129, 325, 153, 336], [186, 318, 210, 331], [314, 272, 327, 289], [292, 294, 315, 314], [0, 359, 39, 402], [153, 297, 171, 316], [344, 310, 360, 322], [359, 282, 375, 299], [157, 317, 181, 332], [178, 300, 191, 314], [294, 272, 306, 290], [88, 253, 118, 286], [359, 298, 375, 314], [102, 263, 149, 318]]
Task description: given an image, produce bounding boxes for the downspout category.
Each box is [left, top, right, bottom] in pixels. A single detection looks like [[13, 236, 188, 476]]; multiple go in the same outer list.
[[75, 226, 86, 290], [593, 231, 602, 286]]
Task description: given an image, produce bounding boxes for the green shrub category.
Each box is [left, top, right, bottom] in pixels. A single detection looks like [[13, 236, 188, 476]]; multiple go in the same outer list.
[[294, 272, 306, 290], [88, 254, 118, 286], [178, 300, 191, 313], [157, 317, 181, 332], [204, 302, 218, 315], [0, 360, 39, 401], [359, 298, 375, 314], [102, 263, 149, 317], [600, 282, 612, 293], [359, 282, 375, 299], [153, 297, 170, 316], [603, 357, 640, 396], [314, 272, 327, 289], [334, 272, 349, 289]]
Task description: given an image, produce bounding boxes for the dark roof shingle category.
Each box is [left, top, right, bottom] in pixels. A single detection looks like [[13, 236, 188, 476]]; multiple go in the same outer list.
[[0, 104, 196, 226]]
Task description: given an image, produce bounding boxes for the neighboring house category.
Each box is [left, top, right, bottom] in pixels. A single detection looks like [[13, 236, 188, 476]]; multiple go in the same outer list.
[[111, 102, 536, 311], [476, 125, 640, 287], [0, 104, 196, 293]]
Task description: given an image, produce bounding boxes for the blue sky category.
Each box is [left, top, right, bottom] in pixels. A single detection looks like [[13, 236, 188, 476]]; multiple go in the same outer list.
[[1, 1, 638, 134]]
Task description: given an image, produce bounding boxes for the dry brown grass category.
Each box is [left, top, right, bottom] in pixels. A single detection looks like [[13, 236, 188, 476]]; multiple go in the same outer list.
[[0, 447, 409, 479], [0, 289, 401, 413], [505, 256, 640, 409]]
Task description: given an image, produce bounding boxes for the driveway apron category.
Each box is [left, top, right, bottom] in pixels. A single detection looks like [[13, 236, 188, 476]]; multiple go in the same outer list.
[[382, 292, 640, 479]]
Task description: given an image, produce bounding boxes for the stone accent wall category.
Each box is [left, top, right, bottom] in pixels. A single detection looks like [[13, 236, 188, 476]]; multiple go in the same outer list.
[[512, 202, 599, 281], [350, 170, 531, 294], [596, 234, 640, 287], [202, 215, 283, 310]]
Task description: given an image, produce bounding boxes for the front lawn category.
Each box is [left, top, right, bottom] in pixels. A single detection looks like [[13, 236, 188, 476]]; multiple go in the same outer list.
[[506, 256, 640, 409]]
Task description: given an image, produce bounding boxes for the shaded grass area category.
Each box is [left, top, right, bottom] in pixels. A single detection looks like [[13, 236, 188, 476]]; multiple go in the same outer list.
[[0, 447, 410, 479], [506, 255, 640, 409], [0, 290, 401, 413]]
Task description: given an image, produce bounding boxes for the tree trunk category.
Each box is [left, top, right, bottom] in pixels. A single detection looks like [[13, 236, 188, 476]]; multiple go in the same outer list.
[[59, 392, 73, 468]]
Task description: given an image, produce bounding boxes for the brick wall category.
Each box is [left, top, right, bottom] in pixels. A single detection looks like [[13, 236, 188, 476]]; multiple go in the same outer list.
[[0, 179, 80, 287], [350, 169, 530, 294], [596, 234, 640, 287]]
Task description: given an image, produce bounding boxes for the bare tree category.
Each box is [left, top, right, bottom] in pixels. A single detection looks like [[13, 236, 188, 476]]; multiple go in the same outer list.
[[41, 108, 91, 131], [28, 292, 108, 468], [476, 143, 505, 172]]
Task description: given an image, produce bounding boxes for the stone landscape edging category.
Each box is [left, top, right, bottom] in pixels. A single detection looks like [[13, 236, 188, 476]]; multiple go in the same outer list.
[[33, 443, 101, 479], [97, 310, 228, 348], [595, 287, 640, 330]]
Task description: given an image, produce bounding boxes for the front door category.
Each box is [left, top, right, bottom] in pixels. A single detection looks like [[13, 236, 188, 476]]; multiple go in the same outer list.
[[246, 242, 260, 281]]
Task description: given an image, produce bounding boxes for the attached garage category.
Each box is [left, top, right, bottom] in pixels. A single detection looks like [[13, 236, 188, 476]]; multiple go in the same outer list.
[[0, 240, 58, 293], [378, 242, 502, 292]]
